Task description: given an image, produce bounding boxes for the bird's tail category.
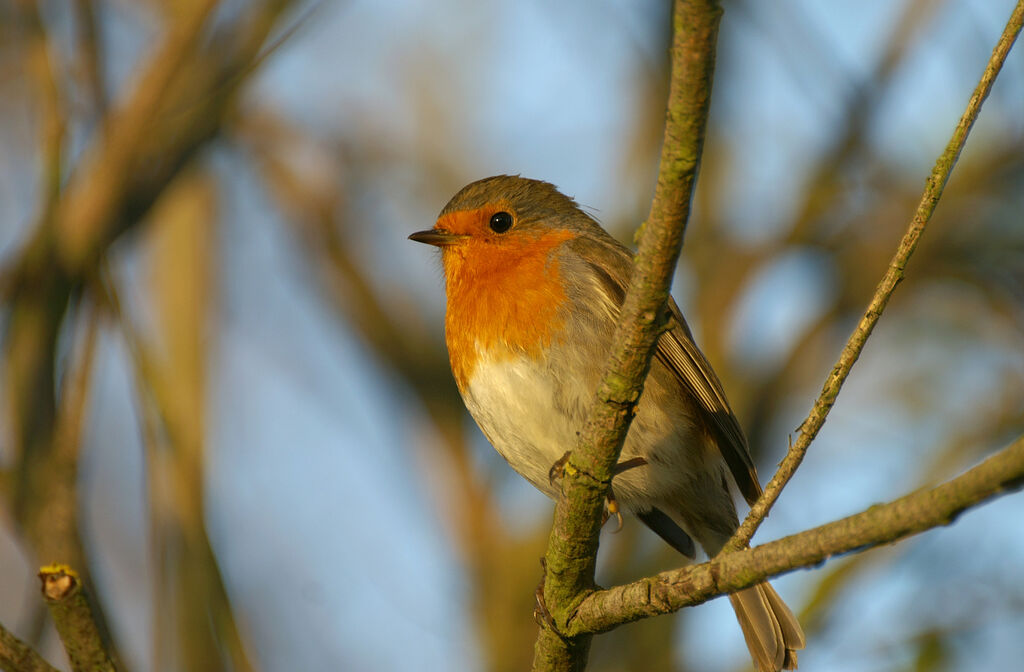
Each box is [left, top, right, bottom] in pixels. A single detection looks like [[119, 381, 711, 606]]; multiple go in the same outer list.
[[728, 582, 805, 671]]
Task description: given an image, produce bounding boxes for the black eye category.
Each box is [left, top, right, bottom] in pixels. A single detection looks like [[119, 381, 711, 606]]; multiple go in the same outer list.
[[489, 211, 513, 233]]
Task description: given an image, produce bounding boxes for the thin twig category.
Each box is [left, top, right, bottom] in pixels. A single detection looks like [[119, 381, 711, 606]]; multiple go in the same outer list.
[[723, 0, 1024, 554]]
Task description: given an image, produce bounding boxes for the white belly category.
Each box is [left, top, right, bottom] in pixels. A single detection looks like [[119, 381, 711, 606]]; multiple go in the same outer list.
[[461, 349, 705, 504], [463, 354, 579, 498], [461, 348, 742, 552]]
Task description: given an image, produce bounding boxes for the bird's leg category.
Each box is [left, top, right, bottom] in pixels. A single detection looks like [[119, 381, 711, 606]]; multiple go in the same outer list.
[[549, 454, 647, 532], [603, 457, 646, 531], [614, 457, 647, 475], [547, 450, 572, 485], [603, 485, 624, 532]]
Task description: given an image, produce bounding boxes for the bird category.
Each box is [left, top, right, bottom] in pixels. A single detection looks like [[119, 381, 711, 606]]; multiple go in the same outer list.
[[409, 175, 805, 671]]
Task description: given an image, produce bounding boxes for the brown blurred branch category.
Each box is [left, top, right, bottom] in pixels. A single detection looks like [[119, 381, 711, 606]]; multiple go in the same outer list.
[[532, 1, 722, 670], [783, 0, 943, 246], [0, 619, 60, 672], [567, 434, 1024, 633], [53, 0, 219, 272], [17, 0, 66, 213], [725, 0, 1024, 553], [691, 0, 943, 384], [38, 565, 116, 672], [72, 0, 108, 115]]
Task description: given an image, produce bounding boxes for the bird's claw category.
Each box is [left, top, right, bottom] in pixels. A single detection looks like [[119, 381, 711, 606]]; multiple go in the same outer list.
[[603, 488, 624, 533], [601, 458, 645, 532]]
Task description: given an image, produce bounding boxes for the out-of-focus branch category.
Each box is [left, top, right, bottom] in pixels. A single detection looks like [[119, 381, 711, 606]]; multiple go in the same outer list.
[[532, 1, 722, 670], [72, 0, 108, 115], [17, 0, 66, 212], [724, 0, 1024, 553], [2, 4, 292, 669], [569, 434, 1024, 633], [38, 565, 116, 672], [53, 0, 219, 271], [783, 0, 942, 246], [0, 619, 60, 672], [691, 0, 942, 381]]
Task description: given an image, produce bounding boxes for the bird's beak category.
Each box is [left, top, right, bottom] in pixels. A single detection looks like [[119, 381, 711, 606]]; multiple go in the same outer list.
[[408, 229, 467, 247]]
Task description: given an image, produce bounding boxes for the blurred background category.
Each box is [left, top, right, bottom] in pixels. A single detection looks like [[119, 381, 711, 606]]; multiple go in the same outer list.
[[1, 0, 1023, 671]]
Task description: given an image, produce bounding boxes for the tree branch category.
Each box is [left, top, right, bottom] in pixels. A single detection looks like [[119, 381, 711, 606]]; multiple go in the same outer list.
[[72, 0, 108, 115], [568, 434, 1024, 634], [0, 619, 61, 672], [19, 0, 66, 213], [38, 565, 116, 672], [532, 1, 722, 669], [53, 0, 220, 272], [724, 0, 1024, 554]]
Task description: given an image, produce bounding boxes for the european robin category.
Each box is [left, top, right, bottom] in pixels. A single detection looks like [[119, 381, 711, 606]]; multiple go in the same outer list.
[[410, 175, 805, 671]]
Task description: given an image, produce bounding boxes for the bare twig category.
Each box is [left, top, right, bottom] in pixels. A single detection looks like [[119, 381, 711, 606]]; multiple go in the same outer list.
[[724, 0, 1024, 554]]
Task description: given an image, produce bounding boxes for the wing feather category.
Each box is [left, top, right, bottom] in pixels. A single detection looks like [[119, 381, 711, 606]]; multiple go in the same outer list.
[[657, 298, 762, 504], [567, 233, 762, 505]]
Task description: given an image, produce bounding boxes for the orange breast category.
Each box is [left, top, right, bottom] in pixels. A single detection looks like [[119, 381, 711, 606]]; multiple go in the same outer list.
[[442, 227, 575, 391]]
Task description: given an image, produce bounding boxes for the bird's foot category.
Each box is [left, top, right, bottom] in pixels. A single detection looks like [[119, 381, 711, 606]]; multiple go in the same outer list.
[[603, 489, 624, 532], [602, 457, 646, 531], [547, 451, 573, 485]]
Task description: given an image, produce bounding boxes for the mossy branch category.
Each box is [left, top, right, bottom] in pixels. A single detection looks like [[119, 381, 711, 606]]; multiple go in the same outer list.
[[531, 1, 723, 670]]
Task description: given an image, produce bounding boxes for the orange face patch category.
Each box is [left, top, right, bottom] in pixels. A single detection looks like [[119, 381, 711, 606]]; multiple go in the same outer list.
[[435, 203, 512, 237], [437, 207, 575, 391]]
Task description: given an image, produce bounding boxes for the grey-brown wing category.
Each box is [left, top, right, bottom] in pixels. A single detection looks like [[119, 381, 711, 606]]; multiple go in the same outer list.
[[656, 298, 762, 504], [566, 232, 762, 505]]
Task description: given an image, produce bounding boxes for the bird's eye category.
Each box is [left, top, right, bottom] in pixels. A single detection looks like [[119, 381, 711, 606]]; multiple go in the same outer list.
[[489, 211, 513, 233]]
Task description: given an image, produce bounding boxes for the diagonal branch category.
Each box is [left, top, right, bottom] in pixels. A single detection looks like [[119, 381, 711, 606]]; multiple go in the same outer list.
[[567, 434, 1024, 634], [724, 0, 1024, 554], [532, 1, 723, 669], [0, 619, 61, 672], [53, 0, 220, 272]]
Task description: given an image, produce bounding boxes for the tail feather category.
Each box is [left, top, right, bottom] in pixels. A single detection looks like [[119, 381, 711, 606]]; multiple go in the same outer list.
[[728, 583, 804, 671]]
